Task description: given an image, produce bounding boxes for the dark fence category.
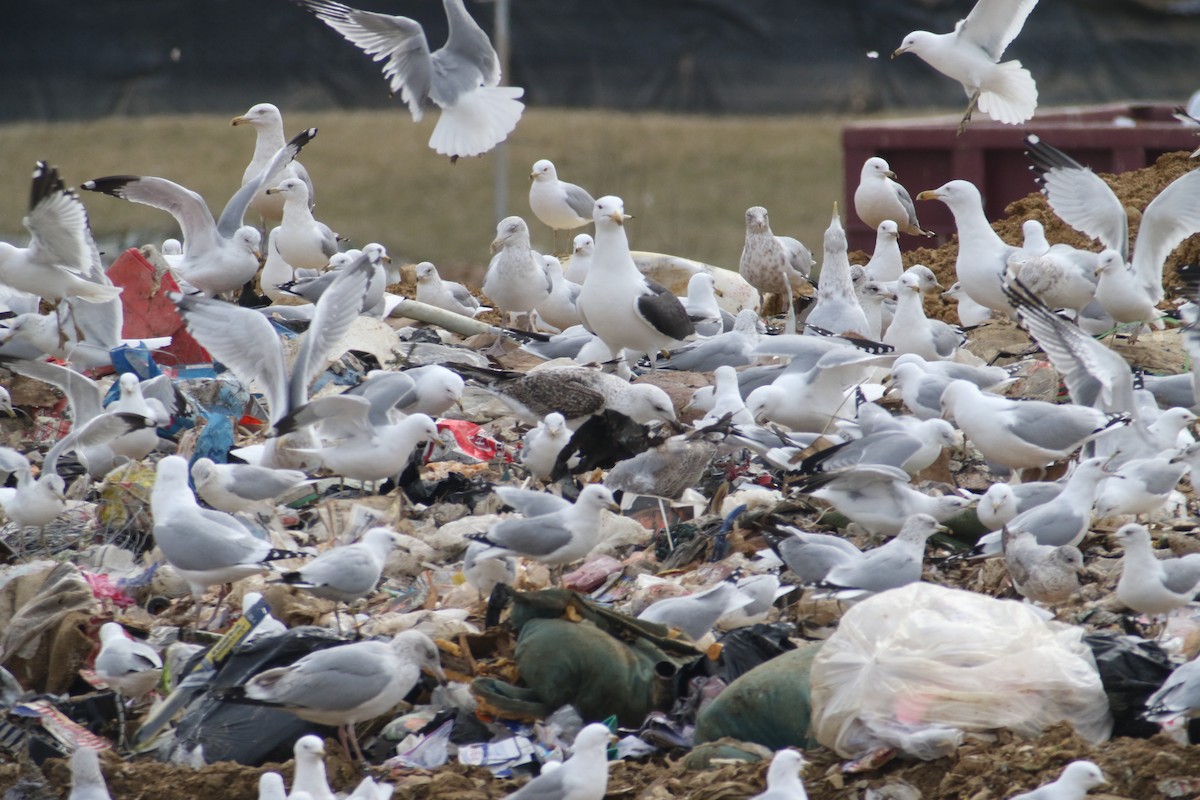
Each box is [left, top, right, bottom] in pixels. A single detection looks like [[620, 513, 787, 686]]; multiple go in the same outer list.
[[3, 0, 1198, 122]]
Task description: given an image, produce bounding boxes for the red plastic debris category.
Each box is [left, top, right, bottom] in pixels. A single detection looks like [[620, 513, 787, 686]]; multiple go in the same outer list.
[[105, 247, 210, 366]]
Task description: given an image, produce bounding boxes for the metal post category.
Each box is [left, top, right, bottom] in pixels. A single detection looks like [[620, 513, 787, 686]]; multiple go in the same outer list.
[[492, 0, 511, 222]]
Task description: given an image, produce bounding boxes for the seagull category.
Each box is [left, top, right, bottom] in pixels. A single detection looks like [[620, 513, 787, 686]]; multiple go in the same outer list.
[[1143, 656, 1200, 724], [765, 527, 863, 585], [564, 233, 595, 284], [1115, 522, 1200, 617], [0, 446, 67, 544], [976, 480, 1064, 531], [297, 410, 439, 485], [462, 540, 517, 597], [1025, 133, 1200, 306], [883, 267, 964, 361], [0, 162, 122, 311], [1093, 249, 1165, 339], [1094, 455, 1188, 519], [637, 578, 754, 641], [738, 206, 815, 307], [468, 484, 619, 570], [414, 261, 481, 318], [68, 748, 112, 800], [82, 128, 316, 296], [266, 178, 339, 271], [501, 723, 613, 800], [656, 308, 760, 372], [483, 216, 551, 336], [244, 629, 444, 761], [865, 220, 904, 282], [172, 251, 375, 432], [820, 513, 943, 598], [291, 736, 335, 800], [917, 180, 1017, 314], [748, 347, 893, 433], [680, 272, 735, 337], [974, 458, 1109, 554], [190, 458, 311, 515], [853, 157, 932, 237], [804, 208, 870, 338], [529, 159, 596, 251], [294, 0, 524, 160], [521, 412, 571, 481], [150, 455, 306, 624], [94, 622, 162, 700], [455, 364, 677, 427], [748, 750, 809, 800], [278, 528, 402, 623], [791, 465, 971, 536], [940, 380, 1126, 473], [799, 417, 956, 476], [0, 359, 169, 475], [576, 196, 695, 366], [534, 255, 583, 333], [942, 280, 994, 327], [1007, 761, 1106, 800], [343, 365, 465, 418], [260, 229, 297, 304], [893, 0, 1040, 133], [1001, 529, 1084, 605], [231, 102, 315, 225]]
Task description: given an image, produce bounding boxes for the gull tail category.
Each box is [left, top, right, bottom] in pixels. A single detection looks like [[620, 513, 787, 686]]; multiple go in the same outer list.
[[978, 60, 1038, 126], [429, 85, 525, 160]]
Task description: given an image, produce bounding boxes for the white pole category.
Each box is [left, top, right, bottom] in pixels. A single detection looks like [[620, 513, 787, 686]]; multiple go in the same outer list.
[[493, 0, 511, 223]]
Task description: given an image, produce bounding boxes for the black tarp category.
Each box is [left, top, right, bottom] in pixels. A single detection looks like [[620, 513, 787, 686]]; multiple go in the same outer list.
[[2, 0, 1198, 122]]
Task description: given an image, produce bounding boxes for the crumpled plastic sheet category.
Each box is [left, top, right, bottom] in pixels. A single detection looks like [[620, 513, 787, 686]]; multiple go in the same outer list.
[[809, 582, 1113, 760]]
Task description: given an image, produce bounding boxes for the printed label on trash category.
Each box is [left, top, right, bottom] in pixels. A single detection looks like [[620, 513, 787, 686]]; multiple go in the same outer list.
[[424, 419, 498, 464], [13, 700, 111, 753], [456, 735, 537, 771]]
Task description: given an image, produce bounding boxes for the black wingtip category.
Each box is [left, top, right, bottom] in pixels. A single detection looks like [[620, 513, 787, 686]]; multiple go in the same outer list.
[[288, 127, 318, 151], [263, 548, 308, 562], [80, 175, 139, 198], [30, 161, 65, 212]]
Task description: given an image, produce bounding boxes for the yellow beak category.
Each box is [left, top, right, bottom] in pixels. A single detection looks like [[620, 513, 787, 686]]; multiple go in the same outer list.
[[915, 190, 939, 201], [231, 115, 249, 126]]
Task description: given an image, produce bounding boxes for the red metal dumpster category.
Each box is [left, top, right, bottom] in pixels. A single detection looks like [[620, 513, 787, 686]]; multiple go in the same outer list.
[[842, 103, 1200, 252]]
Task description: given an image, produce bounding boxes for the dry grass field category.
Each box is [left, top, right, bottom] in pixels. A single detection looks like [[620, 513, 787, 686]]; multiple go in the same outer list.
[[0, 108, 864, 282]]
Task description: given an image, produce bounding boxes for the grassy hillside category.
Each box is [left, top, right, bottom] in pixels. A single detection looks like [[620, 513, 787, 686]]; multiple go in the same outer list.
[[0, 108, 857, 282]]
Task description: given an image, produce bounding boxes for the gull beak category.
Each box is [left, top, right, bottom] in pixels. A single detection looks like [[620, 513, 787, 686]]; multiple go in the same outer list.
[[231, 115, 249, 126], [915, 190, 939, 201], [490, 236, 505, 254], [609, 211, 632, 225], [885, 170, 897, 179], [529, 171, 537, 180], [382, 254, 392, 263], [605, 500, 621, 513], [264, 186, 283, 196], [454, 398, 465, 414], [426, 663, 448, 684], [891, 46, 906, 59]]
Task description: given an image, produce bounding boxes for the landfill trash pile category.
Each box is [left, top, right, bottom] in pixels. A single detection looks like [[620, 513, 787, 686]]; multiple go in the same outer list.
[[5, 7, 1200, 796]]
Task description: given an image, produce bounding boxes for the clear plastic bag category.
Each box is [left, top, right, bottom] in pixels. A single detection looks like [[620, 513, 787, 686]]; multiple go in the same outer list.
[[809, 583, 1112, 760]]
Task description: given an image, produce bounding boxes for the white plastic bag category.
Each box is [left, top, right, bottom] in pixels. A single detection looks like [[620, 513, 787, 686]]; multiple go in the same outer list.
[[809, 583, 1112, 760]]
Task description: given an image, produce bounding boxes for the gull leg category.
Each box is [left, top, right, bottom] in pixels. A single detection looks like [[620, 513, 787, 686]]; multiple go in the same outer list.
[[346, 723, 367, 763], [781, 274, 797, 336], [958, 91, 980, 136]]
